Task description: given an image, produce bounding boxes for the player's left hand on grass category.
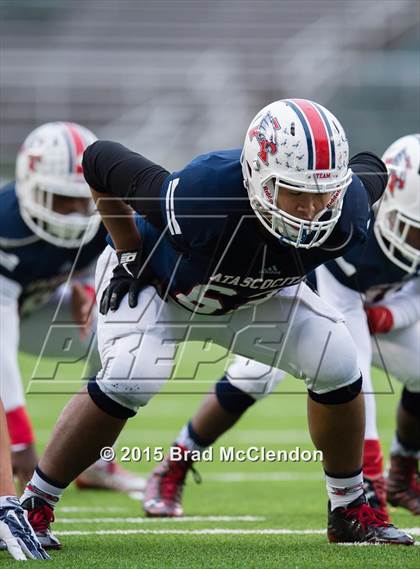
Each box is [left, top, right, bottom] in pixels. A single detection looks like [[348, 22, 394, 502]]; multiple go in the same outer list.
[[365, 305, 394, 334], [12, 444, 38, 495], [0, 496, 50, 560], [100, 248, 155, 314]]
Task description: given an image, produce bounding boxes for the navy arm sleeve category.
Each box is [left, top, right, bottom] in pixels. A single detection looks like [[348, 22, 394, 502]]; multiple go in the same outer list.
[[82, 140, 170, 229], [349, 152, 388, 207]]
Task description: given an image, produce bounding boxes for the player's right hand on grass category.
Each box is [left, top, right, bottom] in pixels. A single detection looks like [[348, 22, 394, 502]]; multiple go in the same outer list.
[[12, 444, 38, 495], [0, 496, 50, 560], [100, 248, 155, 314]]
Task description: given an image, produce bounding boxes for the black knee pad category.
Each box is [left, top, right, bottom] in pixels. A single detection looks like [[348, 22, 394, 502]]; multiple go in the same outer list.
[[87, 377, 136, 419], [215, 375, 256, 414], [401, 387, 420, 418], [308, 376, 362, 405]]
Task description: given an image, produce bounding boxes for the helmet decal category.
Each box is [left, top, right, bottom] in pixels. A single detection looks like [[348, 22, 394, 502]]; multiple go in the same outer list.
[[248, 111, 281, 166], [385, 147, 412, 194], [28, 154, 42, 172]]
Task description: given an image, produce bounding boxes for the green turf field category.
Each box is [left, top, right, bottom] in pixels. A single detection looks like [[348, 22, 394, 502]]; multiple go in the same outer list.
[[3, 348, 418, 568]]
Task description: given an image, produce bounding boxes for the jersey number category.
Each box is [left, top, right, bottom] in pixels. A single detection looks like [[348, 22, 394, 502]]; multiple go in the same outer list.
[[175, 284, 237, 314]]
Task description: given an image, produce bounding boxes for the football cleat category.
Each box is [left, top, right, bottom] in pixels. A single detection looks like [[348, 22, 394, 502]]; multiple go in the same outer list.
[[387, 455, 420, 515], [143, 444, 201, 517], [363, 475, 389, 521], [21, 496, 61, 550], [327, 494, 414, 545], [75, 460, 146, 494]]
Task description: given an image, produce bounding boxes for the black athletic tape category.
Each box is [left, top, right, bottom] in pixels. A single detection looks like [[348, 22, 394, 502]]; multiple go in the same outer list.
[[324, 467, 362, 479], [215, 375, 256, 413], [187, 421, 214, 448], [35, 466, 68, 490], [308, 376, 362, 405], [87, 377, 136, 419], [401, 387, 420, 419]]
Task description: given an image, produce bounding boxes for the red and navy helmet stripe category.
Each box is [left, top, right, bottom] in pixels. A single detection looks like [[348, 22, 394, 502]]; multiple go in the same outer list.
[[62, 122, 85, 174], [286, 99, 334, 170], [312, 101, 336, 169]]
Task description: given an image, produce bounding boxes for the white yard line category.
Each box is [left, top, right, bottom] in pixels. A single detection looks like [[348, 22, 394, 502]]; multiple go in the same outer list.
[[55, 528, 324, 536], [127, 472, 321, 482], [203, 472, 322, 481], [57, 507, 127, 513], [53, 527, 420, 541], [338, 542, 420, 547], [57, 516, 265, 524]]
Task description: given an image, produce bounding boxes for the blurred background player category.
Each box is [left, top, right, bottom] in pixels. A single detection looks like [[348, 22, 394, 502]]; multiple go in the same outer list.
[[0, 121, 145, 498], [317, 133, 420, 517], [0, 398, 49, 560], [143, 134, 419, 520]]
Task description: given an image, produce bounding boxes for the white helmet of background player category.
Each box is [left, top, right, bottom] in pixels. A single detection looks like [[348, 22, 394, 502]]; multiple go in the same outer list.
[[15, 122, 100, 248], [241, 99, 352, 248], [375, 134, 420, 274]]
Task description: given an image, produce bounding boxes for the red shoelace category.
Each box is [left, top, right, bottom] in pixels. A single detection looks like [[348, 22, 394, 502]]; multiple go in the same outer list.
[[344, 503, 389, 530], [159, 460, 190, 501], [28, 504, 55, 533]]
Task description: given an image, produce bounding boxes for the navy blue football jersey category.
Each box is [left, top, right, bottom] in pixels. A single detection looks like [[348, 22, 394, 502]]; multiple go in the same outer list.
[[324, 213, 415, 303], [0, 183, 107, 314], [108, 148, 371, 314]]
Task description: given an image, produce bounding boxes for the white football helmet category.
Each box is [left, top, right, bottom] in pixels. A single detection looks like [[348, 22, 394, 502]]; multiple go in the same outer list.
[[15, 122, 100, 248], [374, 134, 420, 274], [241, 99, 352, 248]]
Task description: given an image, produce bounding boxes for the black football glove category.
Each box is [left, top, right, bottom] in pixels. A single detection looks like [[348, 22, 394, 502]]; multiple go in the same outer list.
[[100, 248, 155, 314]]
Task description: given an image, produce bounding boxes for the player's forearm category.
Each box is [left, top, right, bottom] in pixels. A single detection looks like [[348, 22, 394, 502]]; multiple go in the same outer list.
[[0, 400, 16, 496], [91, 189, 141, 252]]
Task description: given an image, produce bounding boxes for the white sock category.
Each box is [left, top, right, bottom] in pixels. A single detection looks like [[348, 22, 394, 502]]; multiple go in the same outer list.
[[390, 434, 420, 459], [175, 423, 208, 453], [325, 470, 364, 510], [21, 468, 65, 508]]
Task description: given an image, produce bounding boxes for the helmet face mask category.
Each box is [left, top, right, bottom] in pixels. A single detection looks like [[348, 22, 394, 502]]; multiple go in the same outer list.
[[248, 171, 351, 248], [374, 135, 420, 275], [242, 99, 351, 248], [15, 122, 100, 248]]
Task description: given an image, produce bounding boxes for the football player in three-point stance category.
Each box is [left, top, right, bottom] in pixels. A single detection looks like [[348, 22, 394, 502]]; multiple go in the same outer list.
[[143, 135, 420, 520], [0, 122, 145, 519], [21, 99, 413, 546]]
